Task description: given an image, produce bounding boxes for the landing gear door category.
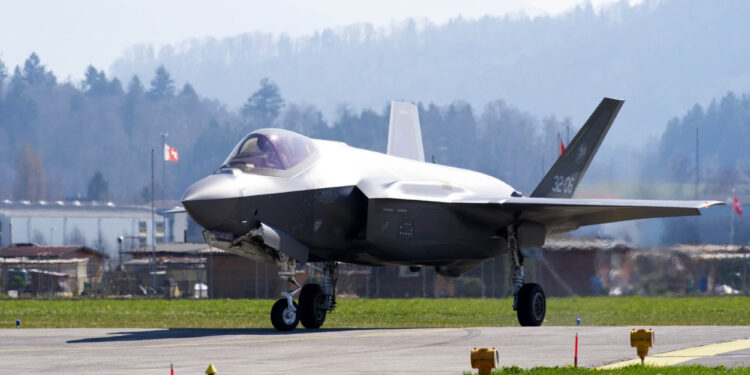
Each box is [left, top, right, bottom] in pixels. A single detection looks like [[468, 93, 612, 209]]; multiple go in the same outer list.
[[251, 222, 310, 264]]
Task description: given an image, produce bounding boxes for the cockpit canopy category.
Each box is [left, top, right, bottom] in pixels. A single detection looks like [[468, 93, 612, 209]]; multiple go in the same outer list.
[[222, 129, 317, 172]]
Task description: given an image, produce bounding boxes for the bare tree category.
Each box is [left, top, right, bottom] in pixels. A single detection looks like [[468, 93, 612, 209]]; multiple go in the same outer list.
[[13, 143, 46, 201], [67, 227, 87, 247]]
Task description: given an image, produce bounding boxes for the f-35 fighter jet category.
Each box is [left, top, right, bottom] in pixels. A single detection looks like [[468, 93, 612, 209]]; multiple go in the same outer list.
[[181, 98, 723, 330]]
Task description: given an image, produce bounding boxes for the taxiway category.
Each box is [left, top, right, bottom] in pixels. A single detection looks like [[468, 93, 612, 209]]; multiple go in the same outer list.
[[1, 326, 749, 374]]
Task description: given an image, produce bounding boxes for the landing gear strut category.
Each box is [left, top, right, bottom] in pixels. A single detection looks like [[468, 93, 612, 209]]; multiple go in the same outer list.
[[269, 257, 338, 331], [508, 224, 546, 326], [270, 254, 302, 331]]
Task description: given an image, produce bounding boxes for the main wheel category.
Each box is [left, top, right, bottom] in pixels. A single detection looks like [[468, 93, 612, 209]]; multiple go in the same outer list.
[[516, 283, 546, 326], [271, 298, 299, 331], [298, 284, 327, 329]]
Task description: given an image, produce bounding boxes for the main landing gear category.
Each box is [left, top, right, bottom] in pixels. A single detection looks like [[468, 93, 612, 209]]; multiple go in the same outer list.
[[508, 224, 546, 326], [270, 258, 338, 331]]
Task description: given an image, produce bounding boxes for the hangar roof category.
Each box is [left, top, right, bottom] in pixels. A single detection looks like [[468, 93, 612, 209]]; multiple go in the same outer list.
[[0, 200, 154, 219], [128, 243, 227, 256], [0, 244, 109, 259]]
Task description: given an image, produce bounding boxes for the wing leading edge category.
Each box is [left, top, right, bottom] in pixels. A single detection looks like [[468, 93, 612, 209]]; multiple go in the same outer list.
[[499, 197, 725, 234]]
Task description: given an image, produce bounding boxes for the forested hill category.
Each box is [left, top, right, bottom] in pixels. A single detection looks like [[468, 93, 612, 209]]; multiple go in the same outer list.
[[109, 0, 750, 143], [0, 55, 571, 203], [644, 91, 750, 199]]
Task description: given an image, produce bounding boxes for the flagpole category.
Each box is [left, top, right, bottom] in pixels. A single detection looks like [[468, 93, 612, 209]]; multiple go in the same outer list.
[[730, 188, 735, 246], [161, 132, 167, 243]]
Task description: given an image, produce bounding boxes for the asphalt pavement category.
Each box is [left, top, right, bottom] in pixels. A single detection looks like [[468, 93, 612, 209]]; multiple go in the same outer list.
[[1, 326, 749, 374]]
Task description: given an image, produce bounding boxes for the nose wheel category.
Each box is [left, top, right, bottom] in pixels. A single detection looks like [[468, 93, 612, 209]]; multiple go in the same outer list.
[[271, 298, 299, 331]]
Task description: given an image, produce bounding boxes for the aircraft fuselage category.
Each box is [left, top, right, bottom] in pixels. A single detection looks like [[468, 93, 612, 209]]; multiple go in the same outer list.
[[183, 137, 518, 274]]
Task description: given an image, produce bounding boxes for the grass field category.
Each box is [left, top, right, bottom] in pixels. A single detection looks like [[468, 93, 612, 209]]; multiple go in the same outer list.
[[1, 296, 749, 328], [463, 365, 747, 374]]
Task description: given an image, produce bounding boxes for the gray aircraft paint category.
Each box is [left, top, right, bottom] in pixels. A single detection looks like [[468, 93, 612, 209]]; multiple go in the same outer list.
[[532, 98, 623, 198], [182, 99, 723, 277]]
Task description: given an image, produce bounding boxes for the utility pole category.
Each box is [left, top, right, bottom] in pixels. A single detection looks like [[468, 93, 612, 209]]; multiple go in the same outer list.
[[480, 262, 486, 298], [492, 257, 496, 298], [117, 236, 123, 270], [48, 227, 54, 298], [695, 127, 699, 199], [375, 267, 380, 298], [150, 148, 156, 295]]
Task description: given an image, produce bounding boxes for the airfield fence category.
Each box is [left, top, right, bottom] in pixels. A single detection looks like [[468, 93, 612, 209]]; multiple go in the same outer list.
[[2, 244, 749, 299]]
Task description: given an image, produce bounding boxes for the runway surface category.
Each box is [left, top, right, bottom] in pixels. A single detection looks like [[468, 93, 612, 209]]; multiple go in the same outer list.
[[2, 326, 750, 374]]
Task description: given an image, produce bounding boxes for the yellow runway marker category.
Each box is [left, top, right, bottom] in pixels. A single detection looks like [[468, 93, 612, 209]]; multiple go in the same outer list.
[[0, 328, 457, 354], [599, 338, 750, 369]]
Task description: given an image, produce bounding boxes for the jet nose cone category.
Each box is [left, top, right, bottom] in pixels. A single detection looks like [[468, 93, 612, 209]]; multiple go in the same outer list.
[[182, 174, 240, 230]]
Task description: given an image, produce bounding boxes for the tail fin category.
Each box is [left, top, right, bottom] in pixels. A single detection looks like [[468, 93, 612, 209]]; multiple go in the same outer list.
[[387, 101, 425, 162], [531, 97, 624, 198]]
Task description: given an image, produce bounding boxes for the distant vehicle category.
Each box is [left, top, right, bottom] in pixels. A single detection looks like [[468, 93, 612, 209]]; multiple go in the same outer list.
[[180, 98, 723, 330]]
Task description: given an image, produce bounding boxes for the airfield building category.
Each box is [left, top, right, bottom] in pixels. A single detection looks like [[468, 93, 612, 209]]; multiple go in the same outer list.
[[0, 244, 109, 295], [0, 200, 190, 261]]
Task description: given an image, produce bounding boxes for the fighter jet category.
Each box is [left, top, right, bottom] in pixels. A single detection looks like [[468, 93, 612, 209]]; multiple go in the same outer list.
[[181, 98, 723, 331]]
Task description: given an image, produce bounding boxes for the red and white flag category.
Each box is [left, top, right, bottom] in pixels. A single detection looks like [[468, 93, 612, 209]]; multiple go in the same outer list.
[[164, 143, 179, 162], [734, 195, 743, 217], [559, 139, 566, 157]]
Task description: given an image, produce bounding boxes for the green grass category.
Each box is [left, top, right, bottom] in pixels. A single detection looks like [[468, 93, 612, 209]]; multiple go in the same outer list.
[[1, 296, 749, 328], [464, 365, 748, 374]]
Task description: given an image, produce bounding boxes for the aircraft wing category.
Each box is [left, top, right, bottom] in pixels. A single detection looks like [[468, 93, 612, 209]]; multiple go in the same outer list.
[[498, 197, 725, 233]]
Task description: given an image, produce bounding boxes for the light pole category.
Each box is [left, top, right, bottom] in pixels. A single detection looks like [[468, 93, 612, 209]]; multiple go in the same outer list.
[[48, 227, 54, 298], [151, 148, 156, 295], [117, 236, 124, 269]]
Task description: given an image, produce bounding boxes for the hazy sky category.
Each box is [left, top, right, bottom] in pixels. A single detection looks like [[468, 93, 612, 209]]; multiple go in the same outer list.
[[0, 0, 636, 81]]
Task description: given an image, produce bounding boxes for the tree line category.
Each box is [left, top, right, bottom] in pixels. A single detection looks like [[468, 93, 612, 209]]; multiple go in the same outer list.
[[0, 53, 571, 204], [1, 53, 747, 246]]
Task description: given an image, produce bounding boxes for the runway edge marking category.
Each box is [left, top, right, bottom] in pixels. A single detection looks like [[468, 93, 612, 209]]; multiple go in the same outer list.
[[598, 338, 750, 369]]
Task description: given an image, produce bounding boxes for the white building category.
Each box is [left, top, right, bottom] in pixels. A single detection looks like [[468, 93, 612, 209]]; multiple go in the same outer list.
[[0, 199, 189, 261]]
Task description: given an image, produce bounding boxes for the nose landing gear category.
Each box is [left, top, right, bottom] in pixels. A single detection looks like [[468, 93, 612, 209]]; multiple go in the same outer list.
[[270, 256, 303, 331], [270, 259, 338, 331]]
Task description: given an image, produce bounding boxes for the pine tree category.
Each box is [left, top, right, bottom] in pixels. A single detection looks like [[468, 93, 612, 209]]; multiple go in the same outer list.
[[0, 57, 7, 90], [241, 78, 284, 125], [86, 171, 109, 201], [127, 75, 144, 96], [148, 65, 175, 99], [21, 53, 56, 86]]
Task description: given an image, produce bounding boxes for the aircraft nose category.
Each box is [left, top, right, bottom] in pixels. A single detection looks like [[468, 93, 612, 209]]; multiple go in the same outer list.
[[181, 174, 240, 230]]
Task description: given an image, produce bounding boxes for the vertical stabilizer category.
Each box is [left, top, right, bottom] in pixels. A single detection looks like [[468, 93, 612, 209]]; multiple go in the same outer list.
[[387, 101, 425, 162], [531, 98, 624, 198]]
